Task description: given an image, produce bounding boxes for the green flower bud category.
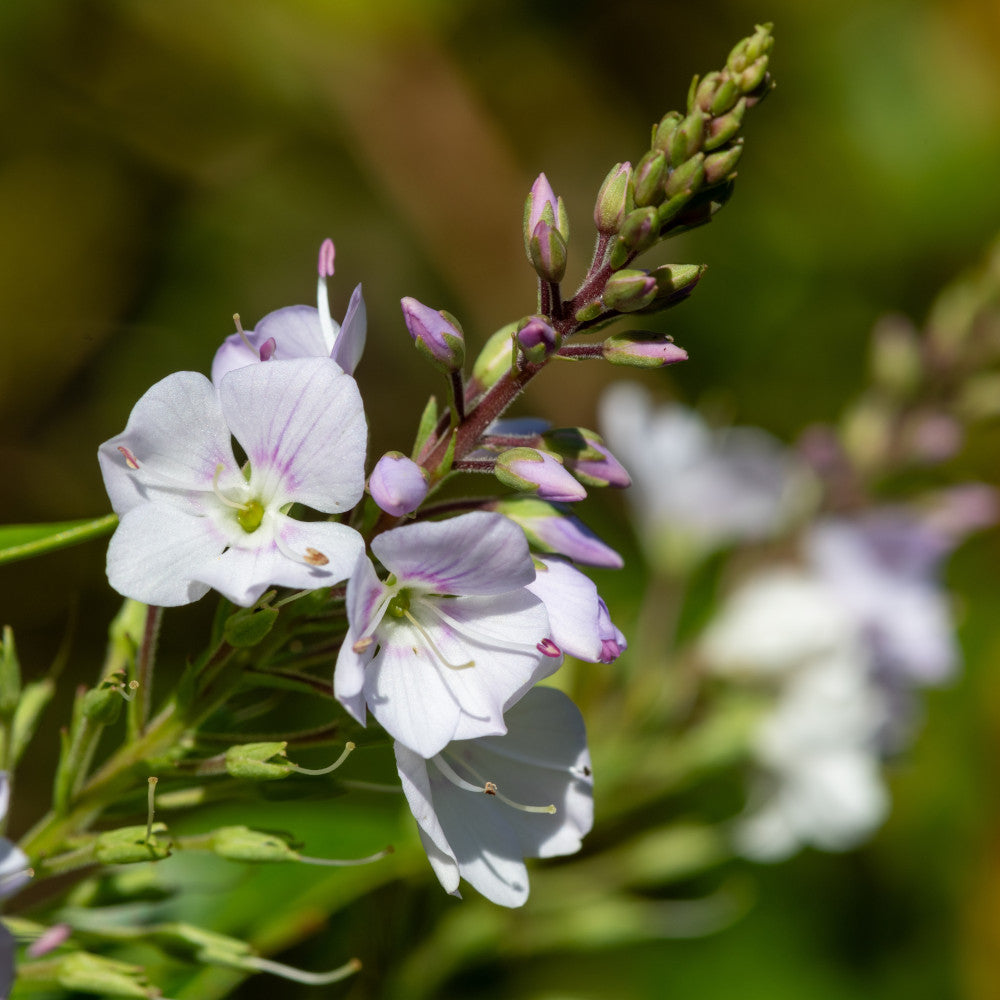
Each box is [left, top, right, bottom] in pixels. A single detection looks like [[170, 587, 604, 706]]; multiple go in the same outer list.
[[94, 824, 171, 864], [602, 332, 688, 369], [618, 206, 659, 254], [0, 626, 21, 718], [737, 56, 769, 93], [650, 263, 706, 296], [603, 269, 658, 312], [668, 109, 706, 167], [223, 606, 278, 648], [23, 952, 153, 998], [690, 71, 723, 113], [209, 825, 299, 863], [656, 190, 695, 228], [651, 111, 682, 154], [82, 670, 129, 725], [704, 142, 744, 186], [528, 220, 568, 283], [593, 161, 632, 233], [632, 151, 666, 208], [704, 98, 747, 151], [224, 741, 291, 780], [471, 322, 518, 391], [710, 77, 741, 116], [664, 153, 705, 199]]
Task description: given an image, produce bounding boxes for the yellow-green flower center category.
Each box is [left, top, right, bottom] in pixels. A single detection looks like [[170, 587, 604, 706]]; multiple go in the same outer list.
[[237, 499, 265, 533], [386, 589, 412, 619]]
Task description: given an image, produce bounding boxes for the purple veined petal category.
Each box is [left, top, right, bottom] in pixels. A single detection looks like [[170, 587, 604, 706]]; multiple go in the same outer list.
[[331, 284, 367, 375], [526, 557, 604, 662], [372, 512, 536, 596], [193, 518, 364, 608], [219, 357, 367, 514], [98, 371, 237, 517], [106, 504, 221, 606]]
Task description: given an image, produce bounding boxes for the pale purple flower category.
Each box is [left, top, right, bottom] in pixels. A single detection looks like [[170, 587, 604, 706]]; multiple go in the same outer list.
[[369, 452, 429, 517], [98, 358, 366, 607], [527, 557, 626, 663], [395, 686, 593, 906], [1, 772, 31, 998], [600, 383, 815, 570], [334, 512, 560, 758], [211, 238, 367, 382]]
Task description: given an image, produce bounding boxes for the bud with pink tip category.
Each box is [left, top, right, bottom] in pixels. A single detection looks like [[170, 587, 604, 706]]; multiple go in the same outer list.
[[495, 448, 587, 502], [602, 332, 689, 369], [400, 297, 465, 372], [369, 452, 429, 517]]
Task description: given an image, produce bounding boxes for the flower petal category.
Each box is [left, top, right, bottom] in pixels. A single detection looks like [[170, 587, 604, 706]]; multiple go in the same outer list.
[[373, 512, 535, 596], [106, 505, 219, 606], [219, 357, 367, 513], [98, 371, 236, 516], [527, 557, 604, 662], [193, 518, 364, 607], [331, 284, 367, 375]]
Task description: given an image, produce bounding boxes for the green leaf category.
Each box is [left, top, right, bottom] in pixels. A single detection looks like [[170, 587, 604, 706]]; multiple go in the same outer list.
[[0, 514, 117, 567]]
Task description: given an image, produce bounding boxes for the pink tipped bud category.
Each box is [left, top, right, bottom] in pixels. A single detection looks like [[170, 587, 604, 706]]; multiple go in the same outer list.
[[369, 452, 430, 517], [537, 637, 562, 658], [602, 332, 689, 369], [400, 297, 466, 372], [495, 448, 587, 503], [318, 238, 336, 278], [516, 316, 560, 363], [543, 427, 631, 489]]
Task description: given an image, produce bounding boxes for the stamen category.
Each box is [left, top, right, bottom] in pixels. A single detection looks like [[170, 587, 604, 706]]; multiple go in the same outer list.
[[272, 530, 332, 567], [117, 445, 140, 470], [304, 547, 329, 566], [243, 955, 361, 987], [401, 608, 475, 670], [258, 336, 276, 362], [442, 753, 556, 814], [145, 776, 158, 842], [287, 741, 355, 776], [115, 679, 140, 703], [234, 313, 255, 354], [316, 238, 338, 353], [537, 638, 561, 658], [353, 636, 374, 654], [212, 464, 250, 511], [297, 845, 393, 867]]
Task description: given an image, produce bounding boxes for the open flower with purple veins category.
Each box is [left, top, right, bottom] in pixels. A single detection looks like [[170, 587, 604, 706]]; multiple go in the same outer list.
[[334, 512, 561, 759], [395, 686, 593, 906], [212, 238, 367, 382], [98, 357, 366, 607]]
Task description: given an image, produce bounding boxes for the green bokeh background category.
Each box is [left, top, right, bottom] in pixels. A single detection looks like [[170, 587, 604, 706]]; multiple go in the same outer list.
[[2, 1, 1000, 997]]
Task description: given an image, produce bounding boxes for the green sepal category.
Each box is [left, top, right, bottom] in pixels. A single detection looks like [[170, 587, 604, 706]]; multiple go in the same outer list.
[[209, 824, 299, 863], [81, 670, 127, 725], [411, 395, 440, 462], [9, 677, 55, 766], [574, 300, 605, 325], [223, 605, 279, 648], [16, 952, 155, 998], [542, 427, 605, 464], [471, 322, 518, 392], [94, 823, 172, 864], [224, 741, 292, 780], [432, 431, 457, 480]]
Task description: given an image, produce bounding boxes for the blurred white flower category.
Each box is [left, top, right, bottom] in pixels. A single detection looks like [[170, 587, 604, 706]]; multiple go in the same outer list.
[[599, 383, 815, 572]]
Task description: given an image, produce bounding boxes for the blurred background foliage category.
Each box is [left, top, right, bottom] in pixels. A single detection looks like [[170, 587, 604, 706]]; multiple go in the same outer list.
[[2, 0, 1000, 997]]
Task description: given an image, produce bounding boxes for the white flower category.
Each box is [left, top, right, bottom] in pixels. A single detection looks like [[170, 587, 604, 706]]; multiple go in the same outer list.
[[98, 358, 366, 607], [600, 383, 814, 570], [395, 686, 593, 907], [334, 512, 560, 758]]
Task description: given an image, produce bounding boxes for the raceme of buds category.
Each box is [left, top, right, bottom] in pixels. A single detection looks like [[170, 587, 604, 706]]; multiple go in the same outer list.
[[516, 317, 560, 364], [602, 332, 689, 369], [495, 448, 587, 502], [593, 162, 632, 233], [400, 297, 466, 372], [369, 452, 430, 517]]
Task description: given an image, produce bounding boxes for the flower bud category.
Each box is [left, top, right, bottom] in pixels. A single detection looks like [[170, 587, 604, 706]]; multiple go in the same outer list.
[[603, 270, 658, 313], [632, 151, 666, 208], [471, 322, 518, 391], [491, 497, 624, 568], [542, 428, 631, 488], [703, 142, 743, 186], [36, 952, 153, 998], [0, 626, 20, 718], [704, 97, 747, 151], [401, 297, 466, 372], [523, 172, 569, 254], [690, 71, 724, 113], [664, 152, 705, 198], [710, 77, 741, 116], [94, 824, 172, 864], [618, 206, 659, 254], [495, 448, 587, 502], [369, 452, 429, 516], [668, 109, 706, 167], [650, 263, 705, 297], [602, 332, 689, 368], [593, 162, 632, 233], [528, 220, 568, 283], [224, 741, 291, 780], [210, 825, 299, 863], [516, 316, 560, 364], [651, 111, 682, 154]]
